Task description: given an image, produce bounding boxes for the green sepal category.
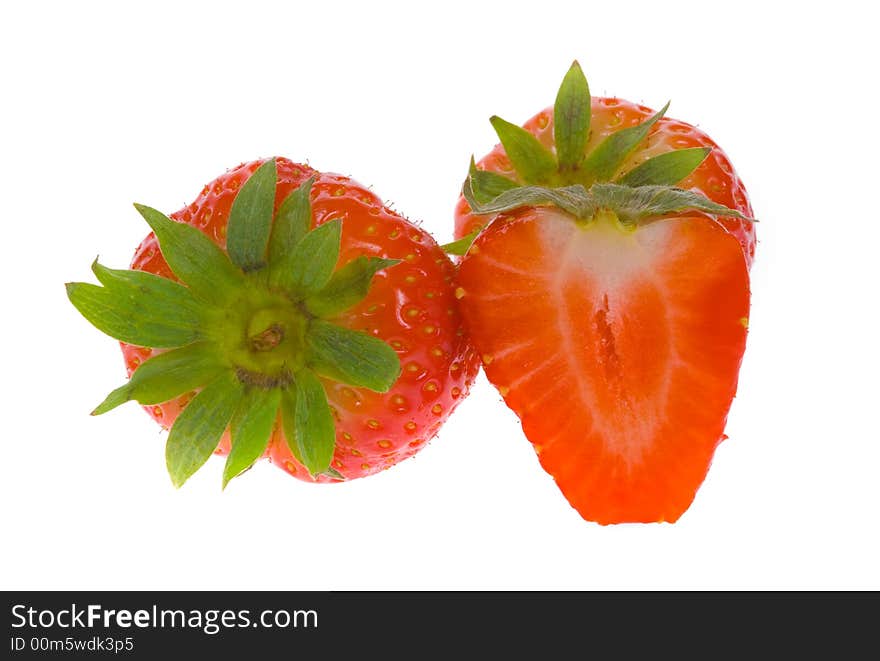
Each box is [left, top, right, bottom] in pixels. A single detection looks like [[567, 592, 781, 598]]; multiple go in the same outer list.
[[464, 180, 752, 223], [304, 256, 400, 318], [284, 370, 336, 477], [617, 147, 711, 187], [466, 157, 518, 205], [305, 319, 401, 392], [268, 176, 315, 275], [227, 158, 277, 272], [554, 60, 591, 172], [319, 466, 345, 480], [166, 371, 244, 488], [580, 101, 670, 183], [92, 341, 227, 415], [272, 218, 342, 296], [489, 115, 557, 184], [134, 203, 244, 306], [222, 387, 281, 488], [66, 261, 207, 348], [463, 181, 594, 219], [589, 183, 754, 223], [440, 230, 480, 256]]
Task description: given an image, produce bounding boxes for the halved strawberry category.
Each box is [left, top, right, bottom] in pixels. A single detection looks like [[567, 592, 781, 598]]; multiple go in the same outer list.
[[454, 63, 754, 524]]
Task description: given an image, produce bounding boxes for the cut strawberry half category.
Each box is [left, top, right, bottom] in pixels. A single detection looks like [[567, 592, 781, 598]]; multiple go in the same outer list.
[[459, 207, 749, 523], [452, 62, 754, 524]]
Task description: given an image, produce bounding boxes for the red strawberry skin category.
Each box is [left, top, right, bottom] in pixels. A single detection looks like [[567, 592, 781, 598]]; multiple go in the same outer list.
[[455, 97, 756, 267], [123, 158, 480, 482], [457, 207, 750, 524]]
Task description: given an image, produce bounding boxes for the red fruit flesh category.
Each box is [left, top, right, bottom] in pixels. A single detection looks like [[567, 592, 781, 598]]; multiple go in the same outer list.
[[457, 208, 750, 523], [123, 158, 480, 482], [455, 98, 756, 267]]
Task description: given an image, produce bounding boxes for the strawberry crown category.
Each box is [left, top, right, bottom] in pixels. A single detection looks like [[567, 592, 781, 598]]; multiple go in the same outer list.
[[445, 61, 752, 254], [66, 159, 402, 487]]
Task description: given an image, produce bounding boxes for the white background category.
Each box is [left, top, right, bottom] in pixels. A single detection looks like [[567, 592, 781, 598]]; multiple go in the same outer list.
[[2, 0, 878, 590]]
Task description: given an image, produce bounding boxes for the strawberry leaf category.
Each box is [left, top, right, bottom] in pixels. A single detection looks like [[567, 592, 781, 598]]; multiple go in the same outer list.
[[166, 371, 243, 488], [227, 158, 277, 272], [268, 176, 314, 272], [489, 115, 557, 184], [66, 262, 208, 348], [305, 320, 401, 392], [289, 370, 336, 476], [466, 157, 518, 205], [440, 229, 480, 256], [617, 147, 711, 187], [92, 341, 227, 415], [554, 60, 591, 172], [581, 102, 670, 183], [463, 180, 593, 218], [590, 183, 754, 223], [304, 256, 400, 318], [273, 218, 342, 296], [223, 387, 281, 488], [134, 204, 244, 305]]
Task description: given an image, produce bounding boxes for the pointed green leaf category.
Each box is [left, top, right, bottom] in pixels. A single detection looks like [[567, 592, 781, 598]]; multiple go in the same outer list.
[[268, 176, 315, 270], [280, 387, 304, 466], [463, 180, 594, 219], [227, 158, 277, 272], [304, 256, 400, 318], [223, 388, 281, 488], [489, 115, 557, 185], [134, 204, 244, 305], [272, 218, 342, 296], [289, 370, 336, 476], [166, 371, 243, 488], [440, 230, 480, 257], [590, 183, 754, 223], [319, 466, 345, 480], [92, 342, 227, 415], [466, 157, 518, 205], [554, 61, 591, 172], [67, 262, 208, 348], [617, 147, 711, 187], [305, 319, 400, 392], [581, 101, 670, 182]]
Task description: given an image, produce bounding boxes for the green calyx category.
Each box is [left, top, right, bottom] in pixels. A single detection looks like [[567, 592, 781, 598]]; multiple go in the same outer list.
[[67, 159, 402, 487], [456, 61, 752, 249]]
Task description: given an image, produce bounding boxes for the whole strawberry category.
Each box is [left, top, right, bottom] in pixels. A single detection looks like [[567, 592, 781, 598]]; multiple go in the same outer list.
[[451, 63, 754, 524], [67, 157, 479, 487]]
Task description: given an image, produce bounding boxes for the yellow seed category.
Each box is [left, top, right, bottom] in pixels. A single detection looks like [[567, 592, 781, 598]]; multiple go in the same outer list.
[[423, 325, 436, 334], [377, 439, 392, 449], [431, 347, 443, 357], [740, 317, 749, 329], [454, 287, 466, 299], [431, 404, 443, 415], [366, 225, 377, 235], [367, 419, 380, 429], [361, 463, 371, 471], [498, 386, 510, 396], [404, 421, 417, 432], [405, 275, 417, 284], [482, 354, 494, 365], [423, 382, 438, 392]]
